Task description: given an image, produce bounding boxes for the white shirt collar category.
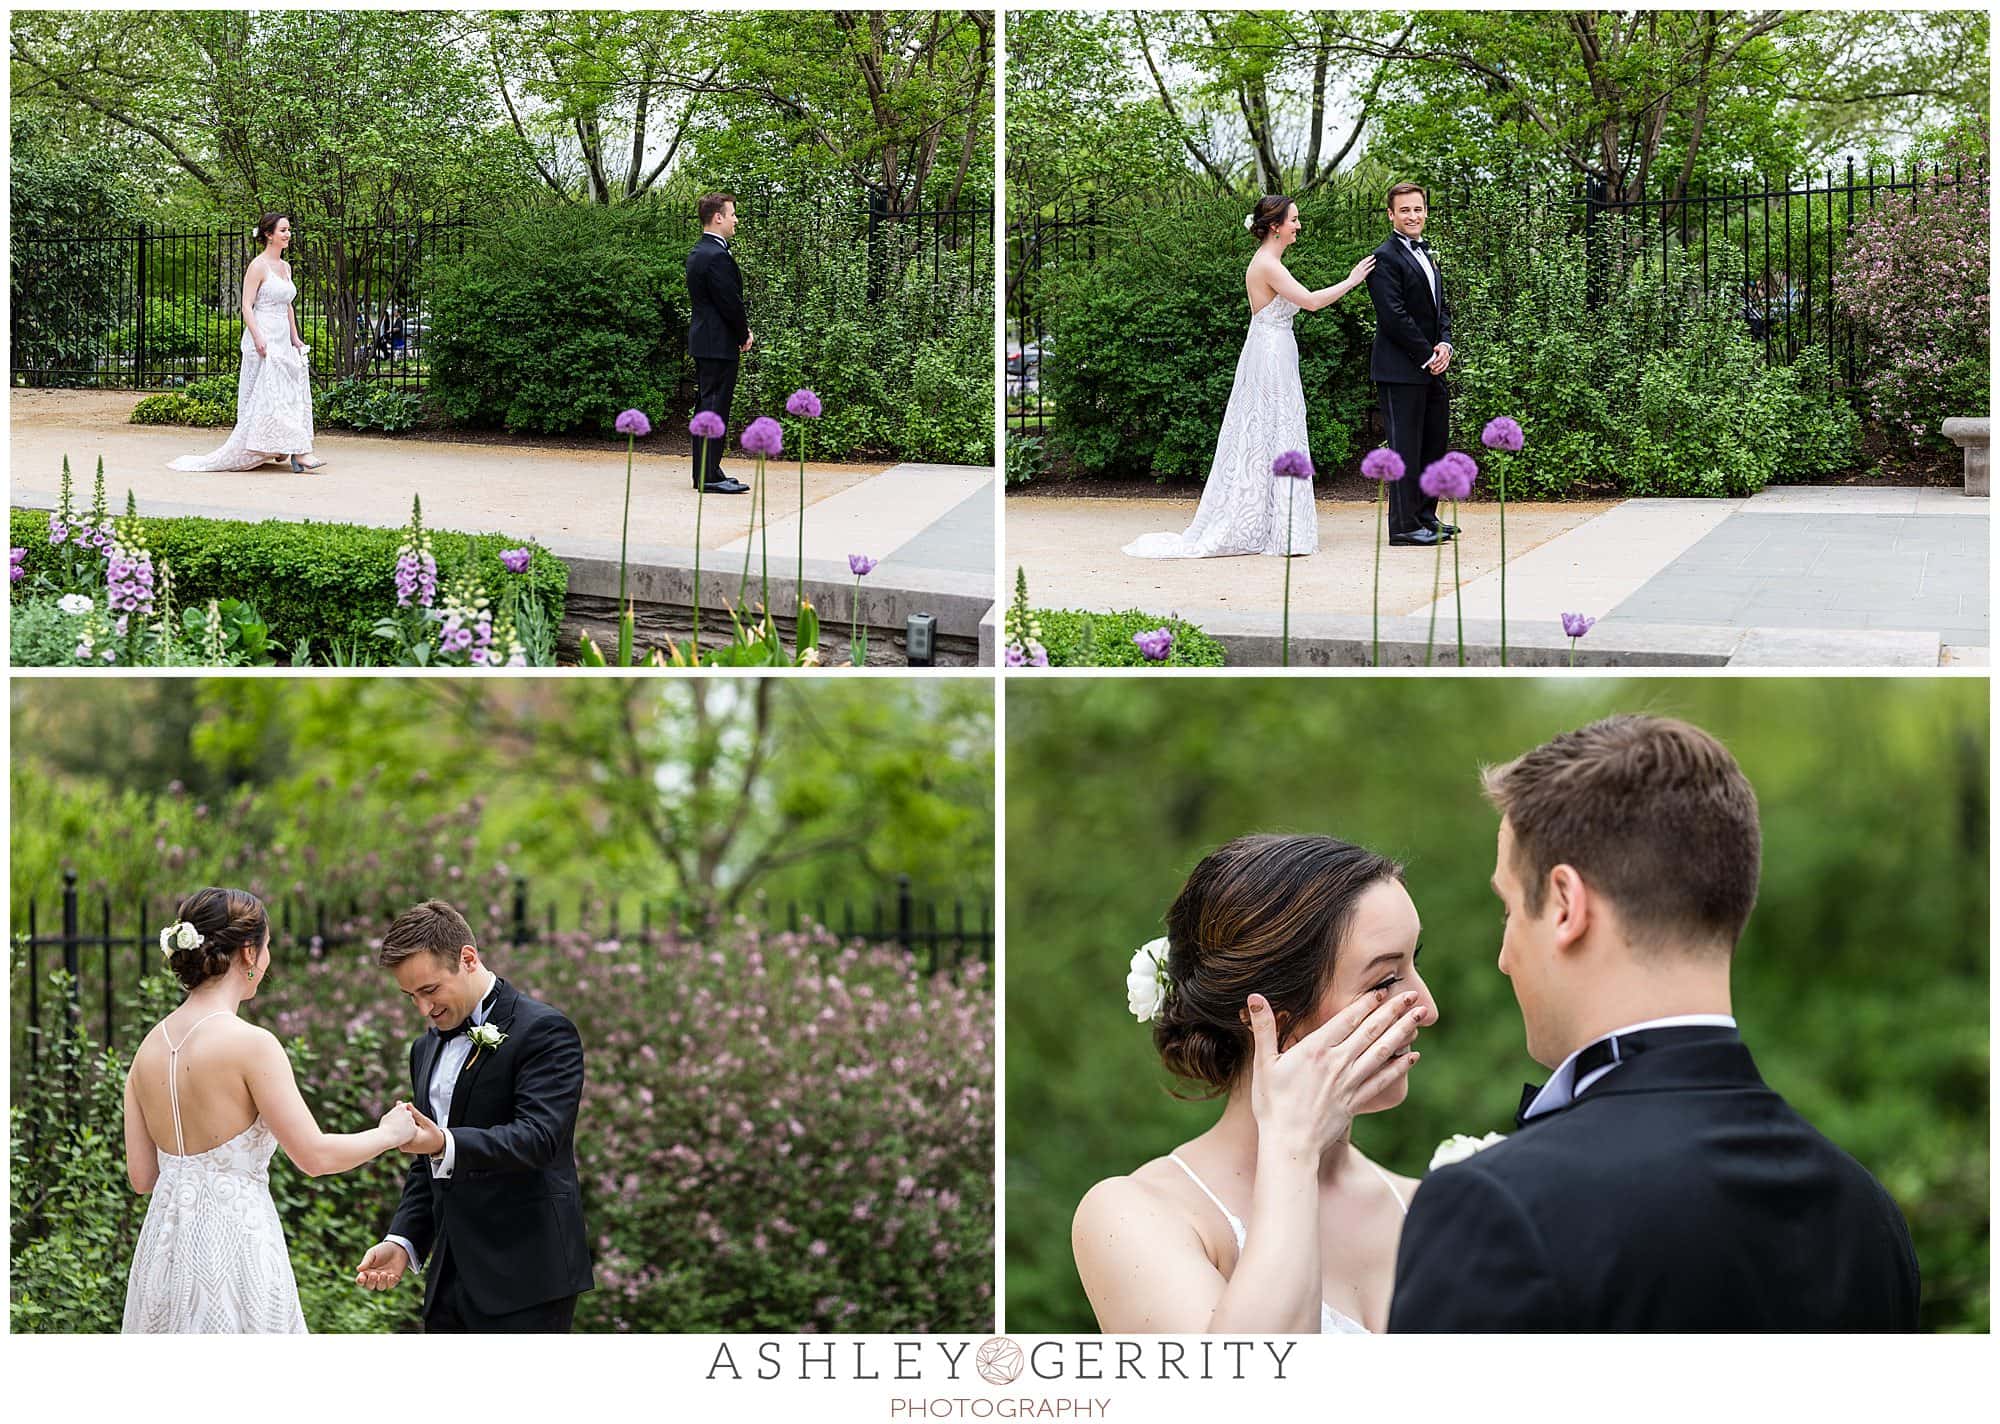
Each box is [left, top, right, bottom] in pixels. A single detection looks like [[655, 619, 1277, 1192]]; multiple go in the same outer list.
[[468, 969, 499, 1026], [1522, 1014, 1737, 1120], [704, 231, 729, 249]]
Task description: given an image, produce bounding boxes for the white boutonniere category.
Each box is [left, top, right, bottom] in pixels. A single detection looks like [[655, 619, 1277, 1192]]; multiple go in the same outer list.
[[1428, 1131, 1508, 1171], [466, 1022, 506, 1066], [158, 921, 204, 957]]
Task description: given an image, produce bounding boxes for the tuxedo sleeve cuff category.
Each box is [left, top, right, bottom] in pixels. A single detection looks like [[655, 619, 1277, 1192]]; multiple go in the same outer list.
[[431, 1129, 456, 1179], [385, 1235, 422, 1273]]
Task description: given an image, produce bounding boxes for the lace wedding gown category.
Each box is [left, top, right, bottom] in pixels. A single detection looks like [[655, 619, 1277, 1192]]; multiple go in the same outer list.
[[1169, 1152, 1407, 1334], [122, 1012, 309, 1333], [169, 270, 316, 471], [1123, 294, 1317, 559]]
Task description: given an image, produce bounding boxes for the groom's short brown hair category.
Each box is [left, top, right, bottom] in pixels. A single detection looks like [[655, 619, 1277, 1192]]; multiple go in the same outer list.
[[378, 899, 476, 971], [698, 192, 735, 226], [1385, 182, 1429, 210], [1482, 716, 1760, 953]]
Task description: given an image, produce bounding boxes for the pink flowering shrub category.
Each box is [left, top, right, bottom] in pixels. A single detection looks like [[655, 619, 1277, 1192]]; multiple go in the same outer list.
[[1833, 132, 1990, 459]]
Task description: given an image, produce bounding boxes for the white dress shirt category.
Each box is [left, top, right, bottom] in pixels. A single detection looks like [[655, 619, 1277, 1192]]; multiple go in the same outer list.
[[384, 969, 498, 1271], [1400, 233, 1440, 308], [1520, 1014, 1738, 1121]]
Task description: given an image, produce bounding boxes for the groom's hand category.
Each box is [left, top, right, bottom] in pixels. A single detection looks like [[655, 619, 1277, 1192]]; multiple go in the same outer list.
[[400, 1105, 446, 1157], [740, 330, 755, 352], [1426, 343, 1452, 374], [355, 1242, 407, 1291]]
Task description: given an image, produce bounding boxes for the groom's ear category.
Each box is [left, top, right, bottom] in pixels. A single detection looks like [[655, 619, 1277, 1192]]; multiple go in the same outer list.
[[1546, 864, 1592, 951]]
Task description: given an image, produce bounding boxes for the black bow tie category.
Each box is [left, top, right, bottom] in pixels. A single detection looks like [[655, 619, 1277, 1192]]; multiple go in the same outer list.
[[1403, 236, 1431, 254], [1516, 1081, 1542, 1127]]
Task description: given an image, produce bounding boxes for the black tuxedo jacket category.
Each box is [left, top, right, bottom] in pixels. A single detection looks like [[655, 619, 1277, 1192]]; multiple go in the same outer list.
[[1389, 1027, 1920, 1332], [686, 235, 749, 360], [1367, 234, 1453, 384], [387, 978, 595, 1317]]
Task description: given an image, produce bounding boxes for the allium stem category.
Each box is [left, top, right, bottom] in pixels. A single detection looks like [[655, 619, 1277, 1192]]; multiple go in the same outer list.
[[618, 433, 635, 667], [797, 432, 807, 621], [1425, 529, 1442, 668], [850, 575, 862, 667], [692, 435, 707, 666], [1569, 635, 1578, 668], [1497, 458, 1509, 667], [1451, 497, 1465, 667], [739, 452, 757, 606], [1371, 480, 1383, 667], [1282, 493, 1294, 667], [758, 453, 770, 628]]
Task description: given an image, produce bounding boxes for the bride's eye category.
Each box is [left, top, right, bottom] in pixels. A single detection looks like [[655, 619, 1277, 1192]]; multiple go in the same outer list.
[[1373, 972, 1402, 992]]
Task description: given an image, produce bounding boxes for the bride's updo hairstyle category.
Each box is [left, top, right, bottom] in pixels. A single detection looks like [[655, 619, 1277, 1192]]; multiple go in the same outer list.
[[254, 213, 289, 244], [1247, 194, 1294, 240], [167, 887, 270, 991], [1153, 834, 1402, 1097]]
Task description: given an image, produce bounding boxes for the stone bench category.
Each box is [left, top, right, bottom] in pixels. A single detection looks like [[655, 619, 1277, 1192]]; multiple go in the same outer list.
[[1941, 417, 1988, 497]]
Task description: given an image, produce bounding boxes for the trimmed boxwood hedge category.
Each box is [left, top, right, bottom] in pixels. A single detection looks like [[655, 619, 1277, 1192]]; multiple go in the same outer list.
[[10, 507, 566, 659], [1034, 608, 1228, 667]]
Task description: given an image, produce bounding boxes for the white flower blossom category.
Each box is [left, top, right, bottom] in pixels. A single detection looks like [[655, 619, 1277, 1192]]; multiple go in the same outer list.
[[1125, 937, 1172, 1022], [1428, 1131, 1508, 1171]]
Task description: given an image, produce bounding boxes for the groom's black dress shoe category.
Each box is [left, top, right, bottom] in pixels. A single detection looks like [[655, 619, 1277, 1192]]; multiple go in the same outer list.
[[1428, 522, 1461, 536], [697, 478, 750, 494], [1389, 528, 1446, 547]]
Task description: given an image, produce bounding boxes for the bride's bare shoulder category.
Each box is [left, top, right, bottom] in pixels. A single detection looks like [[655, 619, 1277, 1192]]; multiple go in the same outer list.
[[1075, 1156, 1204, 1239]]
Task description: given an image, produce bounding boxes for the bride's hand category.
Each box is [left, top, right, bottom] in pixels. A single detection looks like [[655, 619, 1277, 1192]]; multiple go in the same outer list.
[[1347, 254, 1377, 288], [1245, 986, 1427, 1156], [379, 1101, 418, 1147]]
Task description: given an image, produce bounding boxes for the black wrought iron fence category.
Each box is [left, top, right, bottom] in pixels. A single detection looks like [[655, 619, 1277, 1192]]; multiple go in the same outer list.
[[10, 869, 993, 1071], [1006, 157, 1983, 437], [12, 193, 995, 390]]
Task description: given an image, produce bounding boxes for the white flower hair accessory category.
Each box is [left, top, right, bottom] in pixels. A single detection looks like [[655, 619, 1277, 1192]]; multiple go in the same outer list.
[[1428, 1131, 1507, 1171], [1126, 936, 1172, 1023], [1243, 212, 1255, 231], [158, 921, 205, 957]]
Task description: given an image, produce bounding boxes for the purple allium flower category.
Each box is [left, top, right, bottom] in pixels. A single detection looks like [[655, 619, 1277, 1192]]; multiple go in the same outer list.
[[615, 408, 652, 437], [1271, 450, 1314, 480], [1419, 451, 1477, 501], [741, 415, 784, 457], [689, 410, 726, 440], [1561, 612, 1596, 639], [848, 554, 878, 577], [1481, 417, 1525, 453], [1360, 448, 1406, 482], [1132, 627, 1174, 661], [786, 389, 823, 420], [500, 547, 533, 575]]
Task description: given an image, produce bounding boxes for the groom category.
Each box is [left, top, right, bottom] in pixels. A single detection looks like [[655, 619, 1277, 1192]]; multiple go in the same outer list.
[[1367, 182, 1454, 548], [354, 900, 595, 1332], [686, 191, 752, 495], [1389, 716, 1920, 1331]]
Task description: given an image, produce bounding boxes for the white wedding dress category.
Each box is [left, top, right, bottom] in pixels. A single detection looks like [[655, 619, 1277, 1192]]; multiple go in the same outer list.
[[122, 1012, 309, 1333], [1124, 294, 1317, 559], [1169, 1152, 1407, 1334], [169, 267, 316, 471]]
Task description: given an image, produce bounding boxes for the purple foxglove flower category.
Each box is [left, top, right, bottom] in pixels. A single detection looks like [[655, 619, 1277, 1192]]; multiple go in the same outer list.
[[1481, 417, 1524, 453], [48, 519, 68, 545], [1029, 647, 1050, 667], [741, 415, 784, 457], [1419, 451, 1477, 501], [500, 547, 532, 574], [1005, 645, 1026, 666], [1561, 612, 1596, 639], [848, 553, 878, 577], [689, 410, 726, 440], [786, 389, 823, 419], [1360, 448, 1406, 482], [615, 408, 652, 437], [1271, 449, 1314, 480], [1132, 627, 1174, 661]]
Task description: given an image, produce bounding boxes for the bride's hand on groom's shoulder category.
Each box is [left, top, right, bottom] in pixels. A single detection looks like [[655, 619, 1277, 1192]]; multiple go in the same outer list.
[[1349, 254, 1377, 287], [1245, 987, 1428, 1157]]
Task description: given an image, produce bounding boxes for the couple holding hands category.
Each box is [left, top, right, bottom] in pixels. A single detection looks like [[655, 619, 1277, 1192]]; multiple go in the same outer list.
[[121, 897, 592, 1334]]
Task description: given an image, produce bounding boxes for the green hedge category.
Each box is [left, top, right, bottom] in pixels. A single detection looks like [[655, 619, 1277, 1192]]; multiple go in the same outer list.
[[131, 376, 426, 435], [10, 507, 566, 657], [1041, 190, 1860, 496], [427, 204, 688, 437], [1036, 608, 1228, 667], [1042, 196, 1377, 482]]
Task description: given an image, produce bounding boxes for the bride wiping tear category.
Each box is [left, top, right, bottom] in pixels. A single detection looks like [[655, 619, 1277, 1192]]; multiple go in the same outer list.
[[1072, 835, 1436, 1334], [1123, 197, 1373, 560], [122, 887, 417, 1333], [169, 213, 324, 474]]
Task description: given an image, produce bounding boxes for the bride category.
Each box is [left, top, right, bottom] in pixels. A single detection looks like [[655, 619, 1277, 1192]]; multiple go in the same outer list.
[[1072, 834, 1436, 1333], [1124, 197, 1374, 559], [122, 887, 417, 1333], [169, 213, 324, 473]]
